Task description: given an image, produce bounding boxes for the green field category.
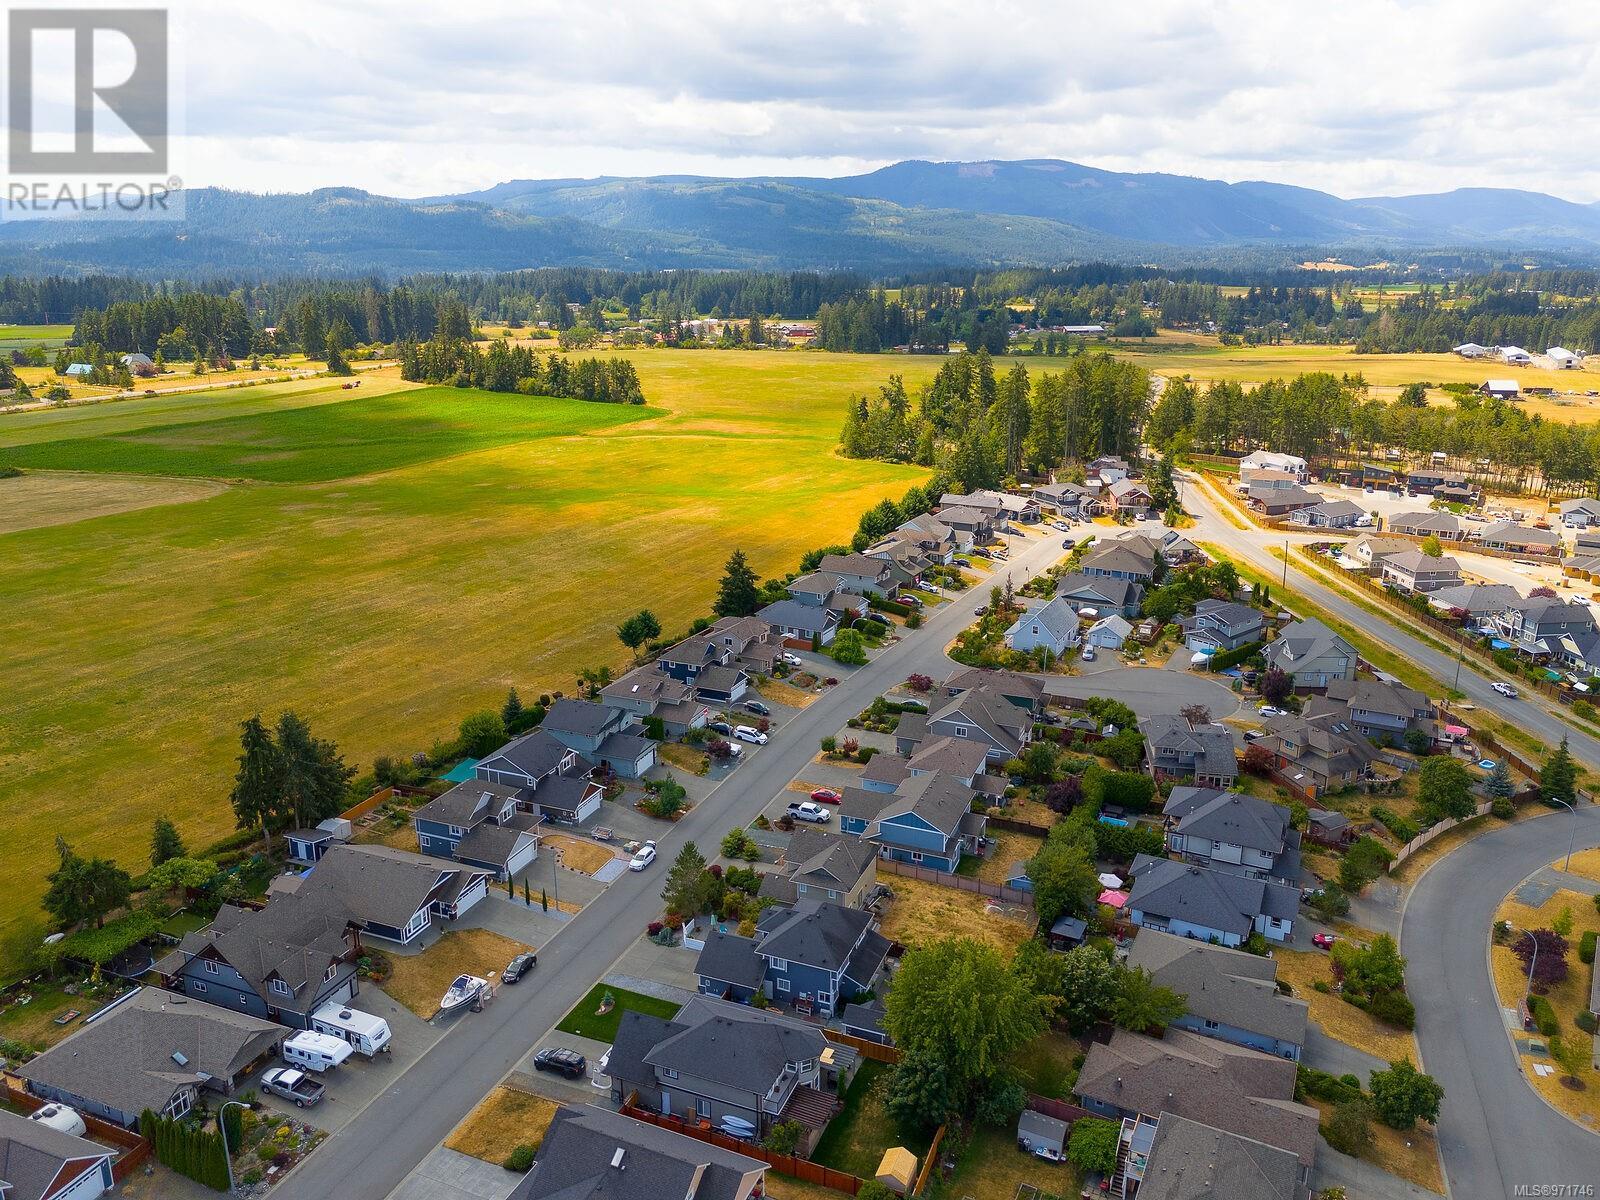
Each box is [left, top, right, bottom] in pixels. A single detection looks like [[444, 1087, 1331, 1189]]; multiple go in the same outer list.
[[0, 323, 72, 351], [0, 352, 932, 962]]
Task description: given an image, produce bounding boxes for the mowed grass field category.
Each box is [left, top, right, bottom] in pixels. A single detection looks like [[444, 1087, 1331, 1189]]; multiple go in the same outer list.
[[0, 351, 930, 959]]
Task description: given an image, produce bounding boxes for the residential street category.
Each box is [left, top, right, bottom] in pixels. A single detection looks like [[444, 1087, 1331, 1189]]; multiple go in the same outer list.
[[276, 528, 1071, 1200], [1403, 805, 1600, 1199]]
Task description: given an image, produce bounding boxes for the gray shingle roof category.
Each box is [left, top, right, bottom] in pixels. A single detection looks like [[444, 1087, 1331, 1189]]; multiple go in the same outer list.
[[511, 1104, 764, 1200], [1127, 855, 1299, 937], [642, 997, 828, 1096], [856, 771, 977, 838], [415, 780, 520, 828], [21, 988, 282, 1120], [1142, 716, 1238, 780], [1007, 597, 1080, 644], [1055, 572, 1142, 610], [757, 599, 834, 636], [596, 732, 657, 764], [159, 890, 352, 1003], [754, 901, 876, 974], [695, 931, 765, 990], [780, 829, 877, 894], [1264, 618, 1354, 673], [1125, 930, 1308, 1047], [1137, 1113, 1303, 1200], [1163, 789, 1292, 857], [300, 843, 487, 931], [478, 729, 574, 781], [532, 775, 601, 817], [0, 1109, 113, 1200], [544, 699, 622, 739]]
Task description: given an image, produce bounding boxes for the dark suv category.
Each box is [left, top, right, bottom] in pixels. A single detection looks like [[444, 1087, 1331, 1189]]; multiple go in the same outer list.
[[533, 1047, 588, 1079]]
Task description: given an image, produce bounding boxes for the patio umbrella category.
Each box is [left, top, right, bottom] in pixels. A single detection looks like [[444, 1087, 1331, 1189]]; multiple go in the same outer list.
[[1097, 872, 1124, 889], [1098, 888, 1130, 908]]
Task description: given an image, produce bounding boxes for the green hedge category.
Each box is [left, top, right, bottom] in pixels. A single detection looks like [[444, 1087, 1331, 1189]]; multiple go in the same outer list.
[[1296, 1065, 1365, 1105], [869, 596, 914, 618], [140, 1109, 230, 1191], [1529, 995, 1559, 1038], [1207, 639, 1265, 672], [1370, 806, 1420, 845], [1580, 930, 1597, 965]]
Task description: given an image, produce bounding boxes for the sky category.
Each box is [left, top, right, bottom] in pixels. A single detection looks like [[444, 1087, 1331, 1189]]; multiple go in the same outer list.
[[159, 0, 1600, 201]]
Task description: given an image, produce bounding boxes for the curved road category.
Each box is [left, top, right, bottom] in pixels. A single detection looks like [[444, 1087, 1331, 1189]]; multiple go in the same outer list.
[[1404, 805, 1600, 1197]]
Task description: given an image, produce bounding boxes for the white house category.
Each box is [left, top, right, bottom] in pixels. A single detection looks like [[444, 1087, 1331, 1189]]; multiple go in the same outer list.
[[1084, 614, 1133, 650], [1500, 346, 1532, 365], [1548, 347, 1581, 369], [1560, 498, 1600, 528], [1239, 450, 1308, 483], [1005, 597, 1081, 657]]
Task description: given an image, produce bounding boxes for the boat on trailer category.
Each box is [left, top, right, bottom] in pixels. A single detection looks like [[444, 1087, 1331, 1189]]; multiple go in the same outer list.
[[438, 974, 490, 1016]]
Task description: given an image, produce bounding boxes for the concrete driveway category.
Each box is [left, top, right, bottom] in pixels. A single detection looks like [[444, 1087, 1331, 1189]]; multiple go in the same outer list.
[[387, 1147, 518, 1200]]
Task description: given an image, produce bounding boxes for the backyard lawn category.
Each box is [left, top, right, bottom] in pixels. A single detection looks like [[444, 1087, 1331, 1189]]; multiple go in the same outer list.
[[926, 1124, 1080, 1200], [960, 830, 1045, 887], [810, 1061, 932, 1180], [382, 927, 532, 1019], [555, 983, 681, 1044], [0, 978, 131, 1051], [877, 875, 1033, 953], [444, 1084, 560, 1164]]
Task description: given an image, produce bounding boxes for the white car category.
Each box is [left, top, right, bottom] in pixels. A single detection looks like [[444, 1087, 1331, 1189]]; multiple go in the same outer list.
[[1257, 704, 1286, 717], [629, 841, 658, 871], [1492, 682, 1518, 698], [786, 801, 831, 823], [1080, 647, 1096, 662], [734, 725, 768, 745], [781, 652, 803, 667]]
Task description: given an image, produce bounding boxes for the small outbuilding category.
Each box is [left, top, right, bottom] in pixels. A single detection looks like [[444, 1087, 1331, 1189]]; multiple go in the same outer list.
[[874, 1146, 918, 1195], [1016, 1109, 1068, 1159]]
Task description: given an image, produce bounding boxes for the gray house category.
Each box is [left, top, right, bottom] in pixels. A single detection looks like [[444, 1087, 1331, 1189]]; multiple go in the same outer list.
[[22, 987, 283, 1128], [1288, 498, 1364, 529], [477, 728, 582, 791], [509, 1105, 767, 1200], [1263, 618, 1357, 689], [1132, 1114, 1306, 1200], [894, 683, 1031, 764], [1004, 596, 1081, 656], [1080, 543, 1157, 583], [758, 598, 841, 647], [758, 829, 878, 908], [1141, 716, 1239, 788], [608, 996, 847, 1138], [1426, 582, 1522, 619], [1161, 787, 1300, 881], [1477, 520, 1560, 554], [1055, 571, 1144, 617], [1125, 853, 1299, 946], [412, 780, 541, 879], [601, 666, 710, 738], [815, 553, 896, 597], [0, 1109, 115, 1200], [1387, 510, 1462, 540], [1180, 599, 1266, 653], [1317, 678, 1433, 741], [1380, 550, 1461, 594], [695, 900, 892, 1017], [840, 771, 987, 873], [1126, 931, 1309, 1061]]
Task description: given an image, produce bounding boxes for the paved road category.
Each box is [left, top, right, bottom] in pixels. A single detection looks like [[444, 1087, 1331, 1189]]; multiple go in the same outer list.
[[1179, 474, 1600, 773], [277, 530, 1071, 1200], [1402, 805, 1600, 1199]]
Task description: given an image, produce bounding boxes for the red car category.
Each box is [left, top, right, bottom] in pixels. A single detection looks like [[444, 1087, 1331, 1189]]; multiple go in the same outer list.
[[1312, 933, 1338, 950], [809, 788, 842, 804]]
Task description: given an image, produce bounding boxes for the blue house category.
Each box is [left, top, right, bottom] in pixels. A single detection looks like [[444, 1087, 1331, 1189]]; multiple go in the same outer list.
[[838, 771, 986, 873], [413, 780, 541, 880], [856, 734, 989, 795], [695, 901, 892, 1018]]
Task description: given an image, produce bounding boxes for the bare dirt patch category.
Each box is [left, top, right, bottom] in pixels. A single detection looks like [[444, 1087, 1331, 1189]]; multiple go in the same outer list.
[[444, 1084, 560, 1163], [542, 833, 618, 875]]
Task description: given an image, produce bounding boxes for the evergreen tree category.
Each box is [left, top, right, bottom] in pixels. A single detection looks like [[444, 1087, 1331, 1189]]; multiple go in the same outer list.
[[714, 550, 760, 617], [1486, 758, 1514, 799], [150, 815, 185, 867], [231, 715, 281, 849], [1541, 735, 1577, 805], [324, 330, 352, 375], [501, 688, 524, 730]]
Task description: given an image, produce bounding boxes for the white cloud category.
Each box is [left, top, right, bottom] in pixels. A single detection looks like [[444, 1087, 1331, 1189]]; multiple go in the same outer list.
[[167, 0, 1600, 201]]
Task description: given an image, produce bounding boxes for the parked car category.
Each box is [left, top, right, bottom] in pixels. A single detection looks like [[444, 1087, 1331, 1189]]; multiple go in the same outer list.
[[1312, 933, 1338, 950], [533, 1047, 588, 1079], [902, 595, 923, 607], [975, 604, 989, 616], [1061, 537, 1076, 549], [786, 801, 831, 824], [744, 700, 772, 717], [1257, 704, 1286, 717], [734, 725, 768, 745], [503, 952, 538, 984], [809, 787, 842, 804], [1492, 681, 1518, 698], [781, 652, 803, 667], [1080, 647, 1096, 662], [708, 720, 733, 736], [261, 1068, 325, 1108], [629, 841, 658, 871]]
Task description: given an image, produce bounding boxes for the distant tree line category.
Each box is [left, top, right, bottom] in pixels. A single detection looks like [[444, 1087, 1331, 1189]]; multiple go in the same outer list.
[[399, 337, 645, 404]]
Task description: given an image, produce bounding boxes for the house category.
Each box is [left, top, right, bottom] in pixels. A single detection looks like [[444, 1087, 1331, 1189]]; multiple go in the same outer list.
[[21, 987, 283, 1128], [477, 728, 582, 791], [1404, 468, 1467, 496], [1317, 678, 1434, 741], [1055, 572, 1144, 618], [1121, 528, 1203, 564], [1108, 478, 1154, 518], [1346, 534, 1413, 569], [1033, 481, 1102, 517], [1005, 597, 1081, 656], [0, 1109, 115, 1200], [1080, 542, 1158, 583], [1141, 716, 1238, 789], [1436, 481, 1480, 506], [1500, 346, 1532, 365], [840, 771, 986, 872], [891, 513, 959, 562], [1179, 599, 1265, 653], [696, 900, 891, 1018], [1426, 582, 1522, 619], [705, 614, 781, 677], [945, 489, 1041, 525], [758, 598, 841, 647], [1084, 614, 1134, 651], [1257, 711, 1380, 795], [119, 350, 155, 373], [1075, 1028, 1317, 1172], [1247, 485, 1320, 517], [1476, 521, 1560, 554], [932, 506, 995, 549], [1161, 787, 1300, 882], [1559, 498, 1600, 528], [1088, 455, 1132, 485], [1235, 469, 1300, 494], [508, 1104, 766, 1200], [894, 684, 1032, 763], [941, 667, 1048, 714], [1239, 451, 1308, 482], [1386, 511, 1462, 540], [1487, 597, 1599, 657], [607, 996, 845, 1139], [1479, 378, 1521, 399], [1287, 499, 1364, 528], [601, 667, 710, 738], [1130, 1113, 1306, 1200], [1380, 549, 1462, 594], [412, 780, 541, 879], [290, 842, 489, 944], [1263, 619, 1357, 689], [758, 829, 878, 908], [859, 732, 991, 794], [1126, 931, 1309, 1061], [1549, 346, 1582, 369], [153, 888, 362, 1026], [1124, 854, 1299, 945], [1557, 626, 1600, 676], [815, 553, 896, 597]]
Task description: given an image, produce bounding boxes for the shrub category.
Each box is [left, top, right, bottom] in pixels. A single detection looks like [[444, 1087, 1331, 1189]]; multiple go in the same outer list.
[[1530, 995, 1559, 1037], [503, 1145, 536, 1172], [763, 1120, 806, 1155], [1370, 806, 1419, 844], [1322, 1099, 1374, 1157], [1577, 1011, 1598, 1035], [1296, 1066, 1364, 1105], [1367, 989, 1416, 1030], [1581, 930, 1597, 965], [1491, 796, 1515, 819], [1065, 1116, 1120, 1174]]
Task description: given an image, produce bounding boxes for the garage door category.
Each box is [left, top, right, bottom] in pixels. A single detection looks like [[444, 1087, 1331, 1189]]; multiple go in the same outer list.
[[506, 839, 538, 879], [455, 876, 488, 916]]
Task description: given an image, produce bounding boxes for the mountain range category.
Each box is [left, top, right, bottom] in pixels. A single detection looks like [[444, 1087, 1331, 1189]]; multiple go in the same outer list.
[[6, 159, 1600, 277]]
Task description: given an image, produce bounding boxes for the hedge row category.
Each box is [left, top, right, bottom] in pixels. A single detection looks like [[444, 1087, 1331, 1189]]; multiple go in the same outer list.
[[1581, 930, 1597, 965], [1529, 995, 1559, 1038], [1207, 639, 1265, 673], [869, 596, 914, 618]]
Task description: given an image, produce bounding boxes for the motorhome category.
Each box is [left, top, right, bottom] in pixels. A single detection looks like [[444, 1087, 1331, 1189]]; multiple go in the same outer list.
[[311, 1002, 392, 1057]]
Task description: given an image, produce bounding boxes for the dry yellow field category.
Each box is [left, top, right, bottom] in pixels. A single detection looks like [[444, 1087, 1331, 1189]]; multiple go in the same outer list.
[[1274, 948, 1419, 1062], [444, 1085, 559, 1163], [0, 470, 228, 534], [380, 928, 532, 1018], [1306, 1097, 1445, 1194], [878, 875, 1033, 952]]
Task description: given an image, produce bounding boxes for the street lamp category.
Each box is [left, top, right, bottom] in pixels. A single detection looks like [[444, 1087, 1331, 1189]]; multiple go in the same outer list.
[[218, 1099, 249, 1194], [1517, 926, 1540, 1013], [1542, 795, 1580, 872]]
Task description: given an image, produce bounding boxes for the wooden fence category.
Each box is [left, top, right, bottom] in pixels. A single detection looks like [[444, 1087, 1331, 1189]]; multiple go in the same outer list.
[[339, 788, 393, 823], [913, 1124, 947, 1196], [987, 814, 1054, 838], [619, 1102, 867, 1195], [823, 1028, 900, 1064], [1026, 1093, 1090, 1124], [878, 858, 1035, 906], [1, 1077, 151, 1180]]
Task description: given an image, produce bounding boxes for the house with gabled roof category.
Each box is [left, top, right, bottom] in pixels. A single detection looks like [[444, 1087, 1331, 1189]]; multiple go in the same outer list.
[[1287, 498, 1364, 529], [1559, 497, 1600, 528], [0, 1108, 116, 1200], [695, 900, 891, 1018], [758, 598, 841, 647], [1125, 853, 1299, 945], [816, 553, 896, 598], [1179, 598, 1265, 653], [1141, 716, 1238, 789], [1033, 481, 1103, 517], [1380, 549, 1462, 594], [1055, 571, 1144, 617], [1386, 510, 1463, 540], [1129, 1113, 1306, 1200], [1262, 618, 1357, 689], [839, 771, 987, 872], [607, 996, 844, 1139], [1081, 542, 1158, 583], [508, 1105, 767, 1200], [705, 615, 780, 677], [412, 780, 541, 879], [941, 667, 1048, 713], [1257, 710, 1380, 796], [1005, 596, 1081, 656], [1425, 582, 1521, 619], [758, 828, 878, 908], [893, 683, 1032, 764], [1476, 520, 1560, 554], [931, 506, 995, 549], [601, 666, 711, 738], [1161, 787, 1300, 882], [1485, 596, 1598, 657], [20, 987, 284, 1129], [476, 728, 581, 791], [889, 512, 958, 562], [858, 733, 994, 798], [1248, 485, 1320, 516], [1316, 678, 1433, 741], [1126, 931, 1308, 1061], [1108, 478, 1154, 518]]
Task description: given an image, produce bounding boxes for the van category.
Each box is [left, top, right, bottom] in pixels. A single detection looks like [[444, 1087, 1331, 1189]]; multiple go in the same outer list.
[[283, 1030, 354, 1073], [311, 1002, 392, 1057]]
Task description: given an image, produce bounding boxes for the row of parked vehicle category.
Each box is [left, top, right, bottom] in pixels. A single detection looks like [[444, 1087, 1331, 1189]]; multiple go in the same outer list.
[[260, 1004, 394, 1108]]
